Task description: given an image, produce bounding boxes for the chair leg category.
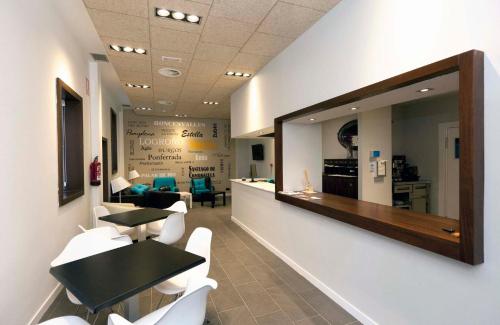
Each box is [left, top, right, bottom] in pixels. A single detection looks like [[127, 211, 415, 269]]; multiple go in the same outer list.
[[156, 294, 164, 310], [150, 288, 153, 312], [86, 311, 90, 321]]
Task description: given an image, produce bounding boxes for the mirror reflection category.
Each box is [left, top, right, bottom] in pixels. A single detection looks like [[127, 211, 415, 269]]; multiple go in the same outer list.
[[295, 71, 460, 221]]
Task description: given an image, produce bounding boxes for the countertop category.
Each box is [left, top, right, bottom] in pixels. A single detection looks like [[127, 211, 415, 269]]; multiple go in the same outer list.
[[230, 179, 275, 193]]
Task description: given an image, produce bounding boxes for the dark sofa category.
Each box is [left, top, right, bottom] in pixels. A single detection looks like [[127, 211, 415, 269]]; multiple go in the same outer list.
[[110, 189, 180, 209]]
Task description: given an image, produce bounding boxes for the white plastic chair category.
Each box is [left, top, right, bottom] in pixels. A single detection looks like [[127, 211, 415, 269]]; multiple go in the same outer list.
[[93, 206, 135, 236], [51, 228, 132, 305], [153, 228, 212, 298], [108, 277, 217, 325], [147, 201, 187, 244], [39, 316, 90, 325]]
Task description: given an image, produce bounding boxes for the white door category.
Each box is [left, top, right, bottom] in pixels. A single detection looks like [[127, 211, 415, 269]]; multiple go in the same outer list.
[[443, 126, 460, 219]]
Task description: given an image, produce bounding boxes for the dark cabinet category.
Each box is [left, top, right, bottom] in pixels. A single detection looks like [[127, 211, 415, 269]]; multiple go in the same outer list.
[[323, 175, 358, 199]]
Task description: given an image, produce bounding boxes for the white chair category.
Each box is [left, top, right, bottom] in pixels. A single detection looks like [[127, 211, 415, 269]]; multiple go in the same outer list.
[[93, 206, 135, 236], [108, 277, 217, 325], [39, 316, 89, 325], [147, 201, 187, 244], [51, 228, 132, 305], [153, 228, 212, 299]]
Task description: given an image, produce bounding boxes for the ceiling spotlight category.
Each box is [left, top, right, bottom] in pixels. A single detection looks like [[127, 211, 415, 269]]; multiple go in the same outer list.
[[125, 83, 150, 89], [214, 102, 219, 105], [158, 67, 182, 78], [226, 71, 251, 78], [183, 114, 188, 117], [203, 101, 208, 104], [172, 11, 185, 20], [309, 118, 316, 121], [156, 8, 170, 17], [110, 44, 121, 52], [351, 107, 358, 110], [418, 87, 433, 93], [134, 48, 146, 54], [158, 99, 173, 106], [175, 114, 179, 117], [109, 44, 147, 55], [122, 46, 133, 53], [187, 15, 200, 23]]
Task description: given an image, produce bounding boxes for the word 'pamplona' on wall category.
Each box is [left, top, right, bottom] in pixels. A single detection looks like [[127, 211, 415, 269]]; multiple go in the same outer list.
[[124, 111, 232, 191]]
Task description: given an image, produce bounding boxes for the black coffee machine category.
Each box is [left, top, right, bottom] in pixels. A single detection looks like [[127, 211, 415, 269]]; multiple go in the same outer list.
[[392, 155, 419, 182]]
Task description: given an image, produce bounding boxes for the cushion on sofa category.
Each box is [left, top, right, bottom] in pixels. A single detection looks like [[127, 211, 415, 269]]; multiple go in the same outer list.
[[130, 184, 149, 195], [193, 178, 206, 190]]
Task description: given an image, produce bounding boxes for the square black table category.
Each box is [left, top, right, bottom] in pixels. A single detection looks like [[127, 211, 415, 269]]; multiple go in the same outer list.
[[50, 240, 205, 320], [99, 208, 176, 241], [200, 191, 226, 208]]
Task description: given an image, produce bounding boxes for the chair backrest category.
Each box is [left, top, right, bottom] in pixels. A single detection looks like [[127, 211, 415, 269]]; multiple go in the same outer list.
[[185, 228, 212, 277], [153, 177, 176, 189], [93, 206, 110, 228], [102, 202, 140, 214], [51, 228, 131, 267], [167, 201, 187, 214], [157, 212, 185, 245]]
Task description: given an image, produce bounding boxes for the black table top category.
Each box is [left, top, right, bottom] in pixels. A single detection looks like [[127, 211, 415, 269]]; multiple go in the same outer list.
[[99, 207, 175, 227], [49, 240, 205, 313]]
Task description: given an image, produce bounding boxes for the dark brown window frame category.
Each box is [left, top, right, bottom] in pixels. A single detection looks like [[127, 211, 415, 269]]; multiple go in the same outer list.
[[57, 78, 84, 206], [274, 50, 484, 265], [111, 108, 118, 174]]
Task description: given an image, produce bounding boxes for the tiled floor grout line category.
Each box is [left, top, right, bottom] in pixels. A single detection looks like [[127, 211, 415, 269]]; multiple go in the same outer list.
[[221, 225, 298, 325], [208, 294, 223, 325], [228, 222, 336, 325]]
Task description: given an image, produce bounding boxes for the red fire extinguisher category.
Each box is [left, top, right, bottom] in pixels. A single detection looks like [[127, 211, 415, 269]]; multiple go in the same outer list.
[[90, 156, 101, 186]]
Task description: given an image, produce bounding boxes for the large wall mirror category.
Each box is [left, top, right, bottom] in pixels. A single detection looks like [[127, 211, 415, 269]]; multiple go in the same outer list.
[[275, 50, 483, 264]]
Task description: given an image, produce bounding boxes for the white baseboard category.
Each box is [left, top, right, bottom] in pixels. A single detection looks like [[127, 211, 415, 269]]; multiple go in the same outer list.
[[231, 216, 377, 325], [29, 284, 62, 325]]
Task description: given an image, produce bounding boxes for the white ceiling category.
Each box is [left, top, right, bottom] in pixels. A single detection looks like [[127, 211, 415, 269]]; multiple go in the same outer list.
[[290, 71, 459, 124], [83, 0, 341, 119]]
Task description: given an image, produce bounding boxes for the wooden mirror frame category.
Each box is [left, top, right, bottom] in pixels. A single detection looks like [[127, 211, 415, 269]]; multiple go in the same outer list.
[[274, 50, 484, 265]]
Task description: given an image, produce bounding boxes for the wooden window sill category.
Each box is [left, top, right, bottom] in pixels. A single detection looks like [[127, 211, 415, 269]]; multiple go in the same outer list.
[[276, 192, 460, 260]]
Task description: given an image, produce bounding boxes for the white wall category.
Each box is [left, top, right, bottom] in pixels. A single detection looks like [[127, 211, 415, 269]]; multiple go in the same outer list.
[[322, 114, 357, 159], [283, 123, 322, 192], [392, 93, 459, 214], [234, 138, 275, 179], [230, 0, 500, 324], [0, 1, 91, 324], [358, 106, 392, 205]]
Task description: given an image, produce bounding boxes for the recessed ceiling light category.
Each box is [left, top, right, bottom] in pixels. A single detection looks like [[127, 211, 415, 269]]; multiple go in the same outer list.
[[203, 101, 219, 105], [175, 114, 179, 117], [225, 71, 251, 78], [418, 88, 433, 93], [203, 101, 208, 104], [186, 14, 200, 23], [156, 8, 170, 17], [156, 8, 201, 24], [126, 83, 150, 89], [158, 67, 182, 78], [351, 107, 358, 110], [109, 44, 147, 55], [309, 118, 316, 121], [172, 11, 185, 20], [135, 107, 152, 111]]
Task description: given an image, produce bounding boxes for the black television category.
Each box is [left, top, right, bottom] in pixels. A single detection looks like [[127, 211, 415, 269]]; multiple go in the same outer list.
[[252, 144, 264, 160]]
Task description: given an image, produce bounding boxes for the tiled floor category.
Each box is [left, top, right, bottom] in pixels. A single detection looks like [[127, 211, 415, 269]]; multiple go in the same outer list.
[[41, 199, 359, 325]]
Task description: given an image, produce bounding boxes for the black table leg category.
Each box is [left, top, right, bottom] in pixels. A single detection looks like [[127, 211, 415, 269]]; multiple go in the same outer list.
[[223, 192, 226, 206], [211, 196, 215, 208]]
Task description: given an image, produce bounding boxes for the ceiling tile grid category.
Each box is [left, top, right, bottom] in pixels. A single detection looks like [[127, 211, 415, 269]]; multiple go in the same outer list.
[[84, 0, 341, 118]]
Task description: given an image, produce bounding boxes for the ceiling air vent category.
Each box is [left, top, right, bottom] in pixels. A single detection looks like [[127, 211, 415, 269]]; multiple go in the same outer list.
[[90, 53, 109, 62], [158, 67, 182, 78]]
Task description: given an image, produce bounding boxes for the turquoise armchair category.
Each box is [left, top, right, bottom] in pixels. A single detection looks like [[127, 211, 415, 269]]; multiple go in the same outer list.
[[152, 177, 179, 192], [190, 177, 214, 196]]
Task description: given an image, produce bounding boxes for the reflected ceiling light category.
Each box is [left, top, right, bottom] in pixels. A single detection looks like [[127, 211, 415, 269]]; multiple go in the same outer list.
[[309, 118, 316, 121], [225, 71, 251, 78], [126, 83, 150, 89], [418, 87, 433, 93], [155, 8, 201, 24], [156, 8, 170, 17], [351, 107, 358, 110], [109, 44, 147, 55]]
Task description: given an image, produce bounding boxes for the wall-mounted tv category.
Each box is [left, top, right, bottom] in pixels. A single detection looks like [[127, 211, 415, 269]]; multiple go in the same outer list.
[[252, 144, 264, 160]]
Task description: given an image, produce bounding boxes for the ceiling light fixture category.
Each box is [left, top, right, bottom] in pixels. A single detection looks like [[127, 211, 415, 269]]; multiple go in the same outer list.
[[351, 107, 358, 110], [126, 83, 150, 89], [225, 71, 251, 78], [158, 67, 182, 78], [309, 118, 316, 121], [135, 107, 152, 111], [418, 87, 433, 93], [109, 44, 147, 55], [158, 99, 174, 106], [203, 101, 219, 105], [155, 7, 201, 24]]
